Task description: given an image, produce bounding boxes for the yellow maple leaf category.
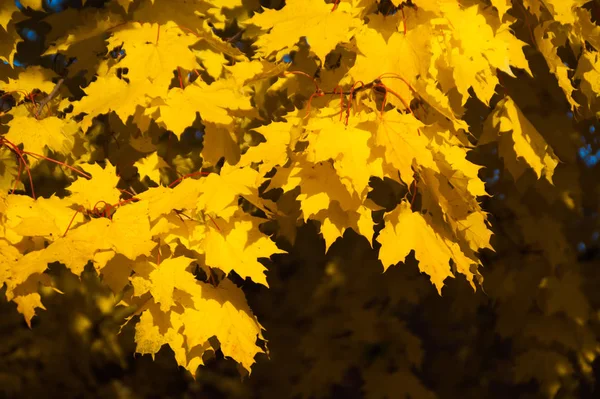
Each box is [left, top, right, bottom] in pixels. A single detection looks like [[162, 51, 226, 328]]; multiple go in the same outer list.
[[100, 253, 135, 294], [492, 26, 533, 77], [0, 2, 19, 31], [0, 239, 20, 287], [130, 256, 200, 312], [377, 201, 479, 294], [347, 24, 431, 110], [316, 201, 375, 251], [5, 273, 52, 328], [134, 302, 179, 359], [482, 97, 560, 183], [306, 114, 381, 196], [202, 123, 242, 166], [132, 0, 215, 39], [135, 152, 168, 184], [42, 9, 124, 56], [66, 162, 121, 210], [490, 0, 512, 21], [248, 0, 360, 61], [197, 164, 260, 216], [572, 8, 600, 52], [202, 210, 285, 286], [419, 166, 480, 225], [0, 22, 22, 65], [5, 105, 78, 162], [279, 160, 356, 221], [451, 51, 499, 106], [194, 47, 227, 79], [224, 59, 289, 87], [106, 21, 199, 90], [133, 277, 264, 375], [0, 147, 22, 193], [135, 178, 203, 221], [542, 0, 588, 25], [574, 51, 600, 110], [133, 301, 200, 373], [417, 159, 493, 256], [156, 213, 206, 253], [376, 110, 437, 187], [70, 75, 160, 131], [1, 66, 57, 101], [455, 211, 494, 254], [268, 154, 380, 250], [433, 142, 488, 199], [181, 278, 265, 373], [4, 194, 83, 240], [5, 247, 50, 294], [238, 121, 292, 175], [94, 199, 156, 260], [534, 22, 578, 110], [44, 200, 155, 275], [431, 4, 531, 105], [147, 80, 252, 138]]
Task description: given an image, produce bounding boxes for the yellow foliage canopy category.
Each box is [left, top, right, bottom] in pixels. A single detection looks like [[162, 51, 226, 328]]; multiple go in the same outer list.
[[2, 0, 594, 383]]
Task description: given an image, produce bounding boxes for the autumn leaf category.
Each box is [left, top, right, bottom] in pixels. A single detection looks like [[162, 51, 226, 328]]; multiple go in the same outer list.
[[306, 111, 381, 196], [1, 66, 57, 101], [106, 21, 199, 91], [133, 276, 265, 374], [0, 147, 20, 192], [130, 256, 199, 312], [196, 164, 260, 216], [377, 201, 480, 294], [481, 96, 560, 183], [135, 152, 168, 184], [66, 162, 121, 210], [70, 75, 160, 131], [135, 178, 203, 222], [534, 22, 578, 110], [181, 278, 265, 373], [0, 18, 22, 65], [247, 0, 361, 61], [347, 25, 431, 110], [3, 194, 83, 240], [238, 121, 292, 175], [43, 200, 155, 275], [0, 2, 19, 31], [2, 0, 598, 388], [5, 105, 79, 162], [147, 80, 252, 137], [5, 273, 50, 328], [202, 209, 285, 286], [375, 110, 436, 187]]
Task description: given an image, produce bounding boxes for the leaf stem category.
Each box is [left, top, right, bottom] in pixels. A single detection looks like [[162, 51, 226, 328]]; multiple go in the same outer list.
[[34, 78, 65, 118]]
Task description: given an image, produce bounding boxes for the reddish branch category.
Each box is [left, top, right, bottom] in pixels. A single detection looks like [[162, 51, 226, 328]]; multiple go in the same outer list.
[[286, 70, 420, 129], [168, 170, 212, 188], [62, 196, 141, 237], [0, 136, 91, 199]]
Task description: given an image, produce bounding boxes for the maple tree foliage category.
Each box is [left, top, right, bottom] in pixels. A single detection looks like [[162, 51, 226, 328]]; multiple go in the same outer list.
[[1, 0, 600, 397]]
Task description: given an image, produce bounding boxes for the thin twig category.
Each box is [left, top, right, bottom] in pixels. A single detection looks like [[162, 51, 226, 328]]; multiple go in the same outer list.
[[34, 78, 65, 118], [226, 30, 243, 43]]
